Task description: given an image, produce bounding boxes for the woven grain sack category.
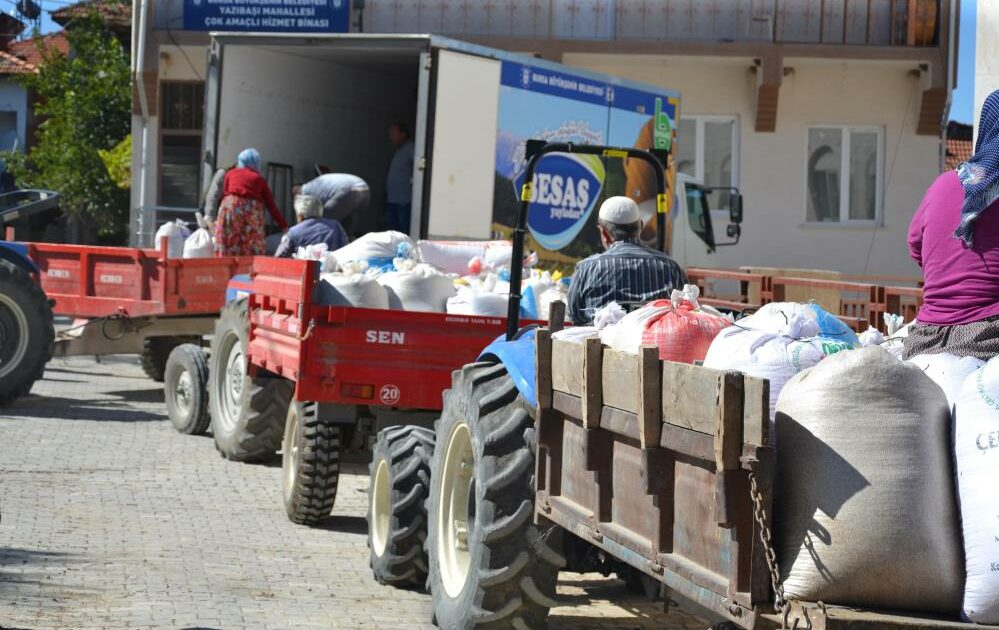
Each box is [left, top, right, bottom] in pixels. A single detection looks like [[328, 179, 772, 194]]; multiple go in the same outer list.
[[378, 264, 456, 313], [317, 273, 389, 309], [955, 358, 999, 623], [907, 353, 984, 411], [775, 346, 963, 614]]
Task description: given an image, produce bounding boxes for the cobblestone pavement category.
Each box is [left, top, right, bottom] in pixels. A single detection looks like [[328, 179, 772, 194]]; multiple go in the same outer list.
[[0, 357, 711, 630]]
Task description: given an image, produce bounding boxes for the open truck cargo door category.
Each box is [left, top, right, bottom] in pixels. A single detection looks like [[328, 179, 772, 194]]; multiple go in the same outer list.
[[422, 50, 501, 240]]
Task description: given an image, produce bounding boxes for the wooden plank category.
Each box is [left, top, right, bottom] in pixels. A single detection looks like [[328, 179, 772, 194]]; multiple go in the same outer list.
[[714, 373, 744, 473], [581, 336, 603, 428], [549, 300, 565, 333], [599, 406, 641, 442], [662, 362, 723, 435], [535, 327, 553, 410], [551, 338, 583, 397], [601, 348, 639, 414], [742, 375, 770, 447], [639, 346, 662, 449], [553, 390, 581, 420], [660, 423, 715, 462]]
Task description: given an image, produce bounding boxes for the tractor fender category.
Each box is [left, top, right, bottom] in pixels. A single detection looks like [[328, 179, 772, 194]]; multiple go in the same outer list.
[[477, 329, 537, 407], [0, 242, 39, 274]]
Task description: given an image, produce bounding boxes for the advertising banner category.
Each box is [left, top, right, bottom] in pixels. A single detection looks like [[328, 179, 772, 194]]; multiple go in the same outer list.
[[493, 60, 678, 265], [183, 0, 350, 33]]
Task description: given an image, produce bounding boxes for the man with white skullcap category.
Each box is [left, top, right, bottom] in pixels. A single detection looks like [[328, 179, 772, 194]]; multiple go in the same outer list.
[[567, 196, 687, 325], [274, 194, 350, 258]]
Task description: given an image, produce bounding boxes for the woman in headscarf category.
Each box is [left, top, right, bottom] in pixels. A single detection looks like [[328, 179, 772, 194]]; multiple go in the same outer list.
[[214, 148, 288, 256], [904, 90, 999, 360]]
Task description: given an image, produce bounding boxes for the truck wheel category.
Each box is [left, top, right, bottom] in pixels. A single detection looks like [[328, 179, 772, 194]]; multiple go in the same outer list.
[[427, 362, 565, 629], [142, 336, 199, 382], [282, 400, 341, 525], [164, 343, 209, 435], [368, 425, 435, 587], [0, 260, 53, 405], [209, 301, 292, 462]]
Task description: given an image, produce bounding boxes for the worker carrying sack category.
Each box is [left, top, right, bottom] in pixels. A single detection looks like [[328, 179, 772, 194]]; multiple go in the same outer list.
[[954, 358, 999, 623], [775, 346, 964, 615]]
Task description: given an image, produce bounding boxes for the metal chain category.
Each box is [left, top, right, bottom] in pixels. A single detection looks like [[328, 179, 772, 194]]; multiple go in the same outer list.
[[748, 469, 789, 628]]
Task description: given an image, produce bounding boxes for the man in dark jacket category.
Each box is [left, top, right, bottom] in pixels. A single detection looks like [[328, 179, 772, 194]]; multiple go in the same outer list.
[[567, 196, 687, 325], [274, 195, 349, 258]]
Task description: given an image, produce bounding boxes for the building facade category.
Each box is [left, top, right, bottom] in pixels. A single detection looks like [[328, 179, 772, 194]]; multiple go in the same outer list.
[[132, 0, 956, 277]]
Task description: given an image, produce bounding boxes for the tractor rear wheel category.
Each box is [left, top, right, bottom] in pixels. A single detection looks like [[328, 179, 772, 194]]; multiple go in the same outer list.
[[0, 260, 53, 405], [427, 362, 565, 629], [368, 425, 435, 587], [208, 301, 292, 462], [282, 400, 341, 525]]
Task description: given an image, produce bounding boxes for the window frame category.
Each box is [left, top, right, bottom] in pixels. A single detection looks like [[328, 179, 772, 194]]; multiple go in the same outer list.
[[676, 114, 740, 201], [804, 124, 885, 227], [158, 80, 206, 208]]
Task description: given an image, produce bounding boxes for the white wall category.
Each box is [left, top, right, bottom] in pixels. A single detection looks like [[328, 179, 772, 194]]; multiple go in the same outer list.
[[564, 53, 935, 278], [0, 80, 27, 153], [216, 46, 419, 231], [976, 0, 999, 137]]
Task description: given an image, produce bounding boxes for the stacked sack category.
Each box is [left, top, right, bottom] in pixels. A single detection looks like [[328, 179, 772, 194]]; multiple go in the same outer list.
[[316, 260, 389, 308], [600, 285, 730, 363], [417, 239, 511, 275], [154, 219, 191, 258], [378, 258, 457, 313], [183, 213, 214, 258], [953, 357, 999, 623], [703, 302, 856, 441], [775, 347, 964, 614]]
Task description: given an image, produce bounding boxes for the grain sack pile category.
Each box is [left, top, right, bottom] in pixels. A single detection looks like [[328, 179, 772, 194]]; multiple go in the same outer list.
[[704, 302, 855, 439], [331, 231, 413, 268], [378, 261, 457, 313], [316, 261, 389, 308], [775, 346, 963, 614], [906, 353, 984, 410], [155, 220, 191, 258], [416, 239, 512, 275], [954, 358, 999, 623]]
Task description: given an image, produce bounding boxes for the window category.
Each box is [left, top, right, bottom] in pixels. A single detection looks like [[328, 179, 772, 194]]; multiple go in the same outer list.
[[159, 81, 205, 208], [806, 126, 882, 224], [675, 116, 738, 210]]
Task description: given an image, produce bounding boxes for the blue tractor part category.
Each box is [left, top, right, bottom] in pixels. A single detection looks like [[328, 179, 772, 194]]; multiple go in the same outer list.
[[477, 330, 538, 407], [225, 274, 253, 303], [0, 241, 53, 404]]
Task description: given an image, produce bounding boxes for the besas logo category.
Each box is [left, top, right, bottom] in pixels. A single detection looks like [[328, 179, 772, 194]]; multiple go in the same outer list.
[[514, 154, 605, 251]]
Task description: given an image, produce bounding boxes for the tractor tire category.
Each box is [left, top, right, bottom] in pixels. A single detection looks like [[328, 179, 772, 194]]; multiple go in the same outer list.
[[208, 301, 292, 462], [368, 425, 435, 587], [164, 343, 210, 435], [427, 362, 565, 630], [141, 336, 199, 382], [0, 260, 53, 405], [282, 400, 341, 525]]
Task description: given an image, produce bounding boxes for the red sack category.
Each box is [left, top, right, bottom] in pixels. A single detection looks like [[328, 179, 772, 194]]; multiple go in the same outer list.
[[640, 296, 729, 364]]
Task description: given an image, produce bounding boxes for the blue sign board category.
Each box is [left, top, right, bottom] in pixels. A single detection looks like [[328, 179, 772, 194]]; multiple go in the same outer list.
[[183, 0, 350, 33]]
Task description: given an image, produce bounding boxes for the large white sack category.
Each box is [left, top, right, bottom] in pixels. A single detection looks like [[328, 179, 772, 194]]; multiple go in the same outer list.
[[776, 346, 963, 614], [317, 272, 389, 309], [183, 228, 213, 258], [332, 231, 412, 266], [739, 302, 823, 338], [598, 303, 670, 354], [703, 327, 851, 438], [906, 353, 984, 410], [417, 240, 512, 274], [378, 264, 456, 313], [155, 220, 190, 258], [955, 359, 999, 623], [446, 287, 508, 317]]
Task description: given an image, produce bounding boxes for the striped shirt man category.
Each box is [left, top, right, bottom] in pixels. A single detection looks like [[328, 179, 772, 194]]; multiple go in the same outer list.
[[567, 238, 687, 325]]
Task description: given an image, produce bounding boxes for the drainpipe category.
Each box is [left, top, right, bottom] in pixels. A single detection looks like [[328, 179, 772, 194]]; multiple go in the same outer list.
[[941, 0, 958, 172], [132, 0, 151, 245]]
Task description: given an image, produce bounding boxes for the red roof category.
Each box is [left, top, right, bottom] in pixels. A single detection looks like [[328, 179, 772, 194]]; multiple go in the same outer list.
[[0, 49, 33, 75], [52, 1, 131, 30], [945, 138, 973, 172], [5, 32, 70, 71]]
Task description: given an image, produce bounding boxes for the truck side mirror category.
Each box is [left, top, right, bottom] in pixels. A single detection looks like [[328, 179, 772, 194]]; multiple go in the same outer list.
[[730, 194, 743, 224]]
